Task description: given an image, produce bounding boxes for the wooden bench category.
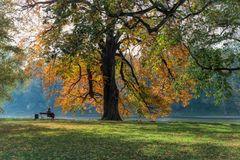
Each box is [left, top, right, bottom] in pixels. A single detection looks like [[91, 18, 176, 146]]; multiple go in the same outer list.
[[39, 112, 55, 119]]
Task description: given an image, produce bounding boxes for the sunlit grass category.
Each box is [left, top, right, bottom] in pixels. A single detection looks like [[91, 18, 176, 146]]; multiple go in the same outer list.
[[0, 119, 240, 160]]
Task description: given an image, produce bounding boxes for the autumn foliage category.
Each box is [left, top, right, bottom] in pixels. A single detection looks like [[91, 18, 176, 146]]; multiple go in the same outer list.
[[29, 26, 196, 120]]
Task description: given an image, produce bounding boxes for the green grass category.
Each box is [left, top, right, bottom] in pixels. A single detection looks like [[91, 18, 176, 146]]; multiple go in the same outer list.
[[0, 119, 240, 160]]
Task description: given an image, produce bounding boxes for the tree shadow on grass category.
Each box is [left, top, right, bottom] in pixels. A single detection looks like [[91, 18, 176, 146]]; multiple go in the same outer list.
[[0, 122, 240, 160], [133, 122, 240, 135]]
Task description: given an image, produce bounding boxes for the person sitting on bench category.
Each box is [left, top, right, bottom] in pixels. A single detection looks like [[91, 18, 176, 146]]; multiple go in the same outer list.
[[39, 107, 55, 120], [47, 107, 55, 120]]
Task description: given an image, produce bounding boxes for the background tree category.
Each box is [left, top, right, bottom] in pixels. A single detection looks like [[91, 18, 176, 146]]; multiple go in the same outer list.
[[0, 0, 25, 112], [23, 0, 240, 120]]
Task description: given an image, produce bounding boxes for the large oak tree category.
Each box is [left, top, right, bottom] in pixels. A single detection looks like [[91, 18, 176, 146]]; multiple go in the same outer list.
[[23, 0, 240, 120]]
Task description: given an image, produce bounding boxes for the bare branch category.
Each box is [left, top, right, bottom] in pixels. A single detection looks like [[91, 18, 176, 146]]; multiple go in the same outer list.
[[184, 44, 240, 71], [117, 50, 140, 86], [67, 63, 82, 94], [161, 58, 175, 80]]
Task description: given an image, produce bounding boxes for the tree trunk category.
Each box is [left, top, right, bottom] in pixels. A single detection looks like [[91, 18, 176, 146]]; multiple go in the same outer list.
[[101, 34, 122, 121]]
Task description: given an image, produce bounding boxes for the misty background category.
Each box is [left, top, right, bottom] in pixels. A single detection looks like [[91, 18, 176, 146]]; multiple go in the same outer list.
[[1, 79, 240, 119]]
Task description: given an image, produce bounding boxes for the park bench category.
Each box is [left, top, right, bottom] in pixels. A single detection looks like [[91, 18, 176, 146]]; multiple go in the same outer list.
[[35, 112, 55, 120]]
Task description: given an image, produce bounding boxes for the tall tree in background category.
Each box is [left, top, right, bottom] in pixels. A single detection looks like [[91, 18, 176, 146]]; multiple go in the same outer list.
[[24, 0, 240, 120], [0, 0, 25, 112]]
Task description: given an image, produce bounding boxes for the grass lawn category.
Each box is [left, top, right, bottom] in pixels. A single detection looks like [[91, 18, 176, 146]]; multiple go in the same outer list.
[[0, 119, 240, 160]]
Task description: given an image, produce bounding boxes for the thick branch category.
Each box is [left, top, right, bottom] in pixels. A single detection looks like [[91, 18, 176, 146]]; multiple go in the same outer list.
[[108, 0, 186, 33], [87, 66, 94, 98], [107, 6, 156, 17]]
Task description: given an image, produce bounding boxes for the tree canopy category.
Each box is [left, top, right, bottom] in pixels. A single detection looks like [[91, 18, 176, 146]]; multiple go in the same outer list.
[[21, 0, 240, 120]]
